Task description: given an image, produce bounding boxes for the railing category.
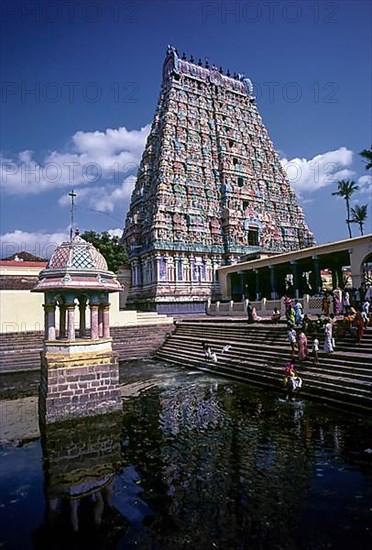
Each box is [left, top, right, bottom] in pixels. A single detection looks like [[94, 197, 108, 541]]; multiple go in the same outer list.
[[206, 295, 336, 318]]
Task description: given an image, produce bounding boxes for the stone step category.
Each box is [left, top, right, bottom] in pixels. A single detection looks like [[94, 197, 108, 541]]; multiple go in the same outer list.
[[155, 350, 372, 413], [176, 322, 372, 341], [162, 333, 372, 367], [155, 323, 372, 414], [177, 327, 372, 357], [174, 322, 372, 339], [159, 344, 372, 384], [155, 349, 372, 404]]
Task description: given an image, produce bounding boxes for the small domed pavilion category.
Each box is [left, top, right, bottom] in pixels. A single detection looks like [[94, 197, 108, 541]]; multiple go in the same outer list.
[[33, 230, 123, 423], [33, 230, 122, 341]]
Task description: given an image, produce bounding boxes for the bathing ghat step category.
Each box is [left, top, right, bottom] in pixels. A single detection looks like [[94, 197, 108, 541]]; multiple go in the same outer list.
[[155, 320, 372, 415]]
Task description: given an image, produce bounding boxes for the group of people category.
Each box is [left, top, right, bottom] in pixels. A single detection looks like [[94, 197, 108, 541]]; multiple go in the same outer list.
[[287, 313, 337, 364]]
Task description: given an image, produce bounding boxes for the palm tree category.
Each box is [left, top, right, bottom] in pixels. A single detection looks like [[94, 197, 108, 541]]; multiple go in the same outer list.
[[360, 147, 372, 170], [332, 179, 359, 238], [350, 204, 368, 236]]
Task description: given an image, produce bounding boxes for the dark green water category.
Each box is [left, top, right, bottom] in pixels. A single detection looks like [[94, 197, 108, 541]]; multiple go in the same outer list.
[[1, 359, 372, 549]]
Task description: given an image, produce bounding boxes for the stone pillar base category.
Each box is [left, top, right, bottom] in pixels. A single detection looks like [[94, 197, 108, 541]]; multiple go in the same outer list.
[[39, 339, 121, 424]]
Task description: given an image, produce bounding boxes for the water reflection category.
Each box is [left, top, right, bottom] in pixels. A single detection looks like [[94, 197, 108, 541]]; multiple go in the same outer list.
[[120, 365, 372, 549], [1, 361, 372, 549], [34, 412, 128, 549]]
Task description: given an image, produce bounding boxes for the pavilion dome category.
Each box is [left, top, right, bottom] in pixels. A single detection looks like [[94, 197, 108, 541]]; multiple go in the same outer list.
[[32, 231, 122, 293], [48, 234, 108, 272]]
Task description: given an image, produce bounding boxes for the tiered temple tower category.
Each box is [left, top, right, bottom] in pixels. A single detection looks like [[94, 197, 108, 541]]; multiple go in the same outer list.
[[123, 46, 314, 313]]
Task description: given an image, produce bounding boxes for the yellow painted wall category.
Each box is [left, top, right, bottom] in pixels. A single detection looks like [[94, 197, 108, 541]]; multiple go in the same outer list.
[[0, 290, 45, 333], [0, 290, 172, 333]]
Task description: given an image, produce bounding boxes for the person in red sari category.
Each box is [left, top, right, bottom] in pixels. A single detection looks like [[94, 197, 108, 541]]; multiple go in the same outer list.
[[353, 310, 365, 345]]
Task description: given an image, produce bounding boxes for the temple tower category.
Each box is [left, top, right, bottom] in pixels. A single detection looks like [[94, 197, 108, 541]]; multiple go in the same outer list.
[[123, 46, 314, 313], [32, 231, 123, 423]]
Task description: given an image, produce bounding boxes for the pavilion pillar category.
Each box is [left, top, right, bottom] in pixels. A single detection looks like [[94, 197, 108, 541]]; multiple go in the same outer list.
[[103, 304, 111, 338], [269, 266, 277, 299], [90, 304, 99, 340], [98, 305, 104, 338], [336, 266, 344, 288], [290, 260, 300, 299], [254, 269, 261, 301], [313, 256, 322, 294], [331, 268, 338, 290], [59, 305, 66, 338], [79, 300, 87, 338], [66, 305, 76, 341], [43, 304, 56, 341]]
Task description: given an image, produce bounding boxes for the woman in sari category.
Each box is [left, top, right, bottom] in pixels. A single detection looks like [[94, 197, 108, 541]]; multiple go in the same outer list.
[[323, 318, 334, 353], [333, 293, 342, 315], [294, 300, 303, 326], [297, 329, 308, 361], [353, 310, 365, 345], [322, 295, 330, 316]]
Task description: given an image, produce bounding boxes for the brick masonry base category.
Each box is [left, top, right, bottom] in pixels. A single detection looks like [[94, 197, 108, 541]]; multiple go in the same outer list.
[[39, 349, 122, 423]]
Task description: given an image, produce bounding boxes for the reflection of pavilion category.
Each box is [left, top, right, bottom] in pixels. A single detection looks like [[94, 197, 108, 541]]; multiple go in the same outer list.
[[218, 234, 372, 301], [33, 411, 128, 547]]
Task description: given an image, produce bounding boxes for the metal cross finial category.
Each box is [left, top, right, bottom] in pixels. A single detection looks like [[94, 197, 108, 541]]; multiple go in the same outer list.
[[69, 189, 77, 241]]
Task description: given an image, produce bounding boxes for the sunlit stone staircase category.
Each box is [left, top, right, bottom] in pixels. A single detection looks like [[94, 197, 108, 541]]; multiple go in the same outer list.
[[155, 320, 372, 415]]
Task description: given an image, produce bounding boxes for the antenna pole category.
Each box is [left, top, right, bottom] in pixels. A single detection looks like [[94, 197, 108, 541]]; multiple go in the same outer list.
[[69, 189, 77, 240]]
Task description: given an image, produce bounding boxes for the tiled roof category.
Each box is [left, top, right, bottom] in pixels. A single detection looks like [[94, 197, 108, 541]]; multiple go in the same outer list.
[[48, 236, 108, 271]]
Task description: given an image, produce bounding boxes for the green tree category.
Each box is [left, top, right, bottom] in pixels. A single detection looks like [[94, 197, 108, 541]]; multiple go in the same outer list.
[[332, 179, 359, 238], [81, 230, 127, 273], [350, 204, 368, 236], [359, 147, 372, 170]]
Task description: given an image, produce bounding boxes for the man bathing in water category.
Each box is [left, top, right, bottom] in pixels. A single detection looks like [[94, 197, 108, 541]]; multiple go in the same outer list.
[[202, 341, 218, 362], [283, 363, 303, 401], [202, 342, 232, 363]]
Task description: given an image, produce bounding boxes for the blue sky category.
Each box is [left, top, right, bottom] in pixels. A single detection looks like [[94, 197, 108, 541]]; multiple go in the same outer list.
[[1, 0, 371, 259]]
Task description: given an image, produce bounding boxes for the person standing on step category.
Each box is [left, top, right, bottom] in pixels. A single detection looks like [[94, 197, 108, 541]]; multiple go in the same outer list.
[[272, 307, 281, 323], [287, 324, 297, 361], [312, 337, 319, 365], [353, 309, 365, 346], [247, 301, 254, 324], [294, 299, 303, 326], [322, 295, 330, 316], [297, 328, 308, 363], [333, 292, 342, 316], [343, 290, 350, 314], [323, 318, 334, 353]]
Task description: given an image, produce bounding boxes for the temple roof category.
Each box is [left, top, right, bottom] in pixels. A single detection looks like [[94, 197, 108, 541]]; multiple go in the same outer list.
[[32, 234, 122, 293], [47, 235, 108, 271]]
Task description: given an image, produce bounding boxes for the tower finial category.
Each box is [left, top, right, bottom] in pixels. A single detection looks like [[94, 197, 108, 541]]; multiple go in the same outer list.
[[69, 189, 77, 241]]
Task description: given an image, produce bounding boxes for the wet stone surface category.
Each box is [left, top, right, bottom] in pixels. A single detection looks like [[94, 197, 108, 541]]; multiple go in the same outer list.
[[1, 358, 372, 549]]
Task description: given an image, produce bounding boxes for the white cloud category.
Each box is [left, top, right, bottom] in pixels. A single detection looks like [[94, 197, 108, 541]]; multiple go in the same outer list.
[[0, 229, 69, 259], [280, 147, 355, 193], [0, 227, 124, 259], [107, 228, 124, 238], [58, 174, 136, 214], [357, 174, 372, 194], [0, 125, 150, 196]]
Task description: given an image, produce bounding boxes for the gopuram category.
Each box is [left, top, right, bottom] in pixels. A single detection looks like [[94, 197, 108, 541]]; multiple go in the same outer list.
[[123, 46, 314, 313]]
